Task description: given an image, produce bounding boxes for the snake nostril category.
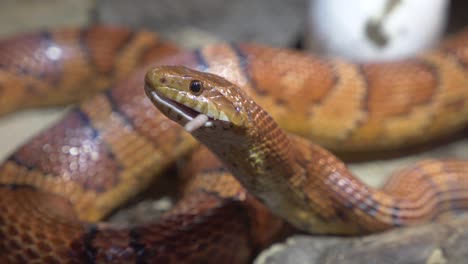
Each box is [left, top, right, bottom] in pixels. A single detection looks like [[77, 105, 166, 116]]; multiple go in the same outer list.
[[160, 77, 167, 84]]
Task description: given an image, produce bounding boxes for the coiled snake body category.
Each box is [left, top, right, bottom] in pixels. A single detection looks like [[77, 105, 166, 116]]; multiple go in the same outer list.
[[1, 26, 468, 263]]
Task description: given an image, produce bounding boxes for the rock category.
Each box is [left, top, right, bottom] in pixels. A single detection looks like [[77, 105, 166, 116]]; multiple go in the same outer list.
[[255, 214, 468, 264]]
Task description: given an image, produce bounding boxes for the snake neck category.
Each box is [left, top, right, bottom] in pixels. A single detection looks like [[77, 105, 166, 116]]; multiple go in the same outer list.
[[191, 100, 301, 194]]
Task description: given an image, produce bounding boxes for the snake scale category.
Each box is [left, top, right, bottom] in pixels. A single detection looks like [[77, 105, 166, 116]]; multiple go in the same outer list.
[[1, 25, 468, 263]]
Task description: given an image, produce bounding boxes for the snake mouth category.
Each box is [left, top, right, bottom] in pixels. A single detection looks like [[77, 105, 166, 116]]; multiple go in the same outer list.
[[145, 84, 199, 119], [145, 84, 217, 131]]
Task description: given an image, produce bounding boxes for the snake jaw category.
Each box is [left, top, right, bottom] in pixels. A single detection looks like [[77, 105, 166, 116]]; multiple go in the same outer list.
[[145, 83, 227, 131], [145, 84, 198, 120]]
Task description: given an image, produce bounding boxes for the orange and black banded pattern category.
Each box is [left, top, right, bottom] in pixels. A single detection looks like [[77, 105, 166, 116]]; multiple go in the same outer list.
[[0, 26, 276, 263], [1, 24, 468, 263]]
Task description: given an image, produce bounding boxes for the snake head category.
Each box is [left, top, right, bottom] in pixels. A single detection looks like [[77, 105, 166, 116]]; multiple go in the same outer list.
[[145, 66, 249, 132]]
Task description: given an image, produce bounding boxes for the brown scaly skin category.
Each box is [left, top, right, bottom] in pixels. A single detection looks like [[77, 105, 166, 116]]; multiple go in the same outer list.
[[1, 25, 468, 262], [179, 146, 290, 249], [0, 26, 180, 115], [0, 26, 278, 263], [145, 66, 468, 235], [4, 27, 468, 152]]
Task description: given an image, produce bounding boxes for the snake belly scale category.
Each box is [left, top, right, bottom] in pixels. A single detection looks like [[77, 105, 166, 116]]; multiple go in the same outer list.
[[1, 25, 468, 263]]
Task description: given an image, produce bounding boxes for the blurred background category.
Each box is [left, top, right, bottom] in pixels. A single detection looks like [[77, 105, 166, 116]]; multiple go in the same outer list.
[[0, 0, 467, 47], [1, 1, 468, 262], [0, 0, 307, 46], [1, 0, 468, 184]]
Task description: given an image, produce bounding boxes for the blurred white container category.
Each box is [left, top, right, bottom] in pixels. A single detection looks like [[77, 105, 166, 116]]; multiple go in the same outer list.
[[305, 0, 450, 62]]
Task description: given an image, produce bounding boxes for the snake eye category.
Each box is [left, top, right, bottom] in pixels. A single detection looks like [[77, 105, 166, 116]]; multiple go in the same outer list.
[[189, 80, 203, 95]]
